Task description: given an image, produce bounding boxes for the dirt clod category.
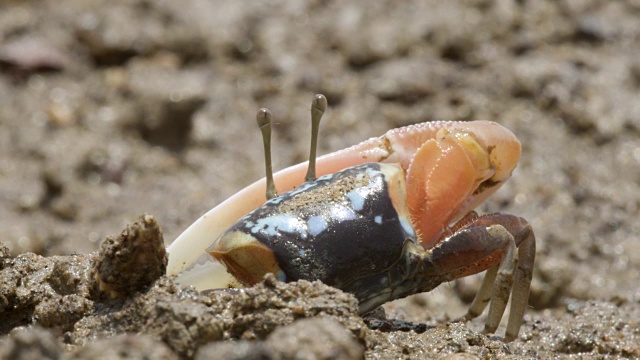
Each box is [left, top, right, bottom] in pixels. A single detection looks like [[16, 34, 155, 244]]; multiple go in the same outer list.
[[90, 215, 167, 300], [0, 326, 62, 360], [265, 317, 364, 360], [67, 333, 178, 360]]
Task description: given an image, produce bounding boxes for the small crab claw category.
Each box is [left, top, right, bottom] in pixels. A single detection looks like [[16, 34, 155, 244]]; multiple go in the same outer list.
[[425, 213, 535, 342]]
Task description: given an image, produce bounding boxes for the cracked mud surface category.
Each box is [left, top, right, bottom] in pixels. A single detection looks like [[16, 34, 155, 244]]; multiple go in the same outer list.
[[1, 1, 640, 359]]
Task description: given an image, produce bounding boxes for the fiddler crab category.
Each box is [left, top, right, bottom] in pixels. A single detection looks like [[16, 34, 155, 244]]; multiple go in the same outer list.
[[167, 95, 535, 342]]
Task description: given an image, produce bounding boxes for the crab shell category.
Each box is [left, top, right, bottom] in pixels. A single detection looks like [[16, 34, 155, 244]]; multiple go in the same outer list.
[[166, 120, 521, 290]]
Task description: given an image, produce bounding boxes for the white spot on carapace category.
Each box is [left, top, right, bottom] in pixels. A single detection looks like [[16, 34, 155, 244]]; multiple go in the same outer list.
[[308, 216, 329, 236], [288, 179, 323, 197], [374, 215, 382, 224], [329, 205, 358, 223], [345, 171, 384, 212], [266, 196, 285, 205], [275, 270, 286, 282], [251, 214, 307, 238], [316, 172, 336, 182], [346, 189, 366, 211], [365, 166, 381, 178]]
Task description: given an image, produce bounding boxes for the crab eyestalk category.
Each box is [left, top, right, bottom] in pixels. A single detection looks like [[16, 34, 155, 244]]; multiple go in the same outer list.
[[304, 94, 327, 182], [257, 108, 277, 200]]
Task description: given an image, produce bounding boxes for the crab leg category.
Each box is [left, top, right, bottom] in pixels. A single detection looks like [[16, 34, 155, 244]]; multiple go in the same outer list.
[[505, 226, 535, 341], [461, 214, 535, 341], [455, 214, 535, 340], [483, 233, 516, 335], [465, 265, 499, 318], [424, 213, 534, 340]]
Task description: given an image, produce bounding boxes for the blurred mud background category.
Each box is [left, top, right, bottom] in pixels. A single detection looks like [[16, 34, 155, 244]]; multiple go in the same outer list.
[[1, 0, 640, 359]]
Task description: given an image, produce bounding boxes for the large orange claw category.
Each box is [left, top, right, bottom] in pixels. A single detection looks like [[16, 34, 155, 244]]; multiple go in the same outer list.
[[406, 128, 491, 247]]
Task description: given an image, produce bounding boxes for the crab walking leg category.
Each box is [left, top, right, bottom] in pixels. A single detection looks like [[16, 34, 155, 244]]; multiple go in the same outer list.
[[465, 265, 499, 319], [456, 213, 535, 340], [427, 225, 514, 281], [482, 232, 516, 335], [468, 214, 535, 340], [505, 227, 536, 341]]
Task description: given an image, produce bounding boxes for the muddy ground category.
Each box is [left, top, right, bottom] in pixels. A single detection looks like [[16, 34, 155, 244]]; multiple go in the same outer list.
[[1, 0, 640, 359]]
